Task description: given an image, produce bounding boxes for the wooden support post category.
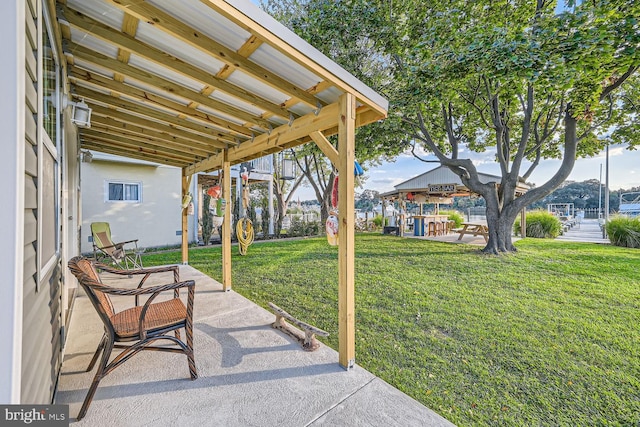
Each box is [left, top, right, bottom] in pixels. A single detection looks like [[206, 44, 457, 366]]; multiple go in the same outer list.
[[521, 207, 527, 238], [338, 92, 356, 370], [181, 173, 192, 265], [222, 150, 232, 291]]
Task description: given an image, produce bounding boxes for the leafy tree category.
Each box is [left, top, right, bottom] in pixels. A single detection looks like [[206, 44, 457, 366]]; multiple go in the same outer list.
[[260, 0, 409, 224], [265, 0, 639, 253], [272, 154, 305, 237], [355, 189, 381, 212]]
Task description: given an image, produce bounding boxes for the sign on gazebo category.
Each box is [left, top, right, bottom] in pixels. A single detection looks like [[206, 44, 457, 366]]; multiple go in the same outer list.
[[428, 184, 456, 193]]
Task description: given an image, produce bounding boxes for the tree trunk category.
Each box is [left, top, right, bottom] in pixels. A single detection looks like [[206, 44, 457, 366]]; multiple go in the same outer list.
[[444, 111, 580, 254], [274, 189, 286, 237], [483, 203, 520, 254]]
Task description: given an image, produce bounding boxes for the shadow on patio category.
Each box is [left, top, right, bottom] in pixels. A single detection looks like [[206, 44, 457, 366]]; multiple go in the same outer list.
[[55, 265, 454, 426]]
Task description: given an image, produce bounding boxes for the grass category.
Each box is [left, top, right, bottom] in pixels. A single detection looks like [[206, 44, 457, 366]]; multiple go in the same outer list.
[[142, 235, 640, 426]]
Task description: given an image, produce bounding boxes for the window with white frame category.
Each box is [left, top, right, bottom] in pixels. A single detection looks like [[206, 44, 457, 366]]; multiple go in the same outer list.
[[37, 2, 61, 285], [105, 181, 142, 202]]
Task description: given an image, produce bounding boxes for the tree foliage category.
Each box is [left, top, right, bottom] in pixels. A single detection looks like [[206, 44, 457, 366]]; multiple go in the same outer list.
[[263, 0, 640, 253]]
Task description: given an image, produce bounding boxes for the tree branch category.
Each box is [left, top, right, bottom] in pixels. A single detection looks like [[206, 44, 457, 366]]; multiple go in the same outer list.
[[600, 66, 638, 100]]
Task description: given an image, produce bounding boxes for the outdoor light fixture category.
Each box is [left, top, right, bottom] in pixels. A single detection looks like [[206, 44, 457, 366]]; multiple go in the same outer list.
[[71, 99, 92, 128], [280, 152, 296, 180]]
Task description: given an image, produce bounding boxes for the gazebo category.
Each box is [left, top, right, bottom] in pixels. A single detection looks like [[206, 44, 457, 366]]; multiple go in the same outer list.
[[380, 166, 530, 234], [57, 0, 388, 369]]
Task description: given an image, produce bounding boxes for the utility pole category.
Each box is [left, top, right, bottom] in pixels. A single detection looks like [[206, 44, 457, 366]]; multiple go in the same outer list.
[[598, 163, 602, 219], [603, 145, 610, 239]]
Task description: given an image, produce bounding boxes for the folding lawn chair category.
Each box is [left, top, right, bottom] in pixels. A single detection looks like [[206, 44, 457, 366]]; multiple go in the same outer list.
[[91, 222, 143, 269]]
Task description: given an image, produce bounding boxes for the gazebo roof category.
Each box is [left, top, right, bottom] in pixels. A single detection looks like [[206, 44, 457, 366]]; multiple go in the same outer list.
[[56, 0, 388, 173], [381, 166, 530, 198]]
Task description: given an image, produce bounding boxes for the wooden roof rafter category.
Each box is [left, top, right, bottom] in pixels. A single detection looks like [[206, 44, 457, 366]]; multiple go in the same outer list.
[[88, 107, 229, 151], [86, 124, 213, 158], [81, 129, 204, 163], [64, 42, 272, 131], [202, 0, 388, 121], [81, 140, 187, 167], [68, 67, 249, 141], [105, 0, 323, 110], [72, 87, 238, 147], [58, 3, 294, 121], [89, 116, 222, 156], [55, 0, 387, 172]]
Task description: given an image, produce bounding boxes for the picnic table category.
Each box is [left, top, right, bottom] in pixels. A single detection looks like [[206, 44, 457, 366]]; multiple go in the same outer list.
[[456, 222, 489, 242]]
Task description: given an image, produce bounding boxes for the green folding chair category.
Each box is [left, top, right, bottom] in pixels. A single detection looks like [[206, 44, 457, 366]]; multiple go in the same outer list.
[[90, 222, 143, 269]]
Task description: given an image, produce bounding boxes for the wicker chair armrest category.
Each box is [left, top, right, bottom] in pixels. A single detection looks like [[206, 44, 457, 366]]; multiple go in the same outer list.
[[94, 263, 181, 306], [138, 280, 195, 340], [85, 277, 194, 296], [96, 262, 179, 277]]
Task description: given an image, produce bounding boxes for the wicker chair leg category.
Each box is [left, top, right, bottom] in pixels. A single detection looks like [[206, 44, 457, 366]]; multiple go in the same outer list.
[[186, 326, 197, 380], [77, 339, 114, 421], [86, 335, 107, 372]]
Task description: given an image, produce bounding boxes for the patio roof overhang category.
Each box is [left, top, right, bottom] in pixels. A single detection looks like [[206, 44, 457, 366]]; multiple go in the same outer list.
[[54, 0, 388, 371], [54, 0, 387, 173]]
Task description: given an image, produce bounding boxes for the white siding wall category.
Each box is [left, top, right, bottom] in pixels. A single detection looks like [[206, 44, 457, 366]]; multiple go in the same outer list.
[[0, 0, 25, 404], [81, 159, 184, 253]]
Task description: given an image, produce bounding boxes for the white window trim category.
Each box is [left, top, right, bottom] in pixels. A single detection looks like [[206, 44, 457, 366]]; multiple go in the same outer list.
[[104, 180, 143, 203], [37, 1, 61, 285]]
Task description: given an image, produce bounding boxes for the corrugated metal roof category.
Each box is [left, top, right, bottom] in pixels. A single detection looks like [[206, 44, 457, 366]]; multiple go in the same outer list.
[[394, 166, 500, 190], [382, 166, 530, 197], [57, 0, 388, 171]]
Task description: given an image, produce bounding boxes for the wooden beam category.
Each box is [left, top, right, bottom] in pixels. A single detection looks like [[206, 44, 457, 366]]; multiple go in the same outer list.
[[89, 105, 230, 150], [337, 92, 356, 370], [58, 4, 292, 120], [69, 67, 248, 142], [217, 34, 261, 80], [313, 107, 386, 140], [309, 131, 339, 167], [81, 141, 186, 167], [89, 115, 222, 155], [185, 102, 340, 174], [222, 150, 232, 291], [106, 0, 321, 109], [73, 87, 240, 145], [86, 124, 212, 158], [115, 12, 138, 82], [201, 0, 387, 119], [81, 131, 199, 163], [65, 42, 272, 130]]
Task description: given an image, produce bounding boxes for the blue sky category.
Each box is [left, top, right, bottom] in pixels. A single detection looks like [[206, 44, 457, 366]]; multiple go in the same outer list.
[[292, 146, 640, 201], [364, 145, 639, 193]]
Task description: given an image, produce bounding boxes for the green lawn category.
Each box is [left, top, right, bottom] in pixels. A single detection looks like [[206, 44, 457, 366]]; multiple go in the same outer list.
[[142, 235, 640, 426]]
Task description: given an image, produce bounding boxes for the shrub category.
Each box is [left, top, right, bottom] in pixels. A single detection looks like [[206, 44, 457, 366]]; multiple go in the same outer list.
[[514, 210, 562, 238], [440, 210, 464, 228], [288, 217, 321, 237], [372, 214, 384, 227], [606, 216, 640, 248]]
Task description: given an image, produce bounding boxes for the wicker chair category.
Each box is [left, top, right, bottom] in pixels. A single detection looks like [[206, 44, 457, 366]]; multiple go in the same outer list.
[[67, 256, 197, 420]]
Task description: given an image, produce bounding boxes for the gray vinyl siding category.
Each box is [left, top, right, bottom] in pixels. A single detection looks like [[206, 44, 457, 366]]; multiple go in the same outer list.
[[21, 0, 63, 404]]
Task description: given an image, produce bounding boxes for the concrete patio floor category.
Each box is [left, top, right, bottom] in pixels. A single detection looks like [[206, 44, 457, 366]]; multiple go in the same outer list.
[[55, 265, 455, 426]]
